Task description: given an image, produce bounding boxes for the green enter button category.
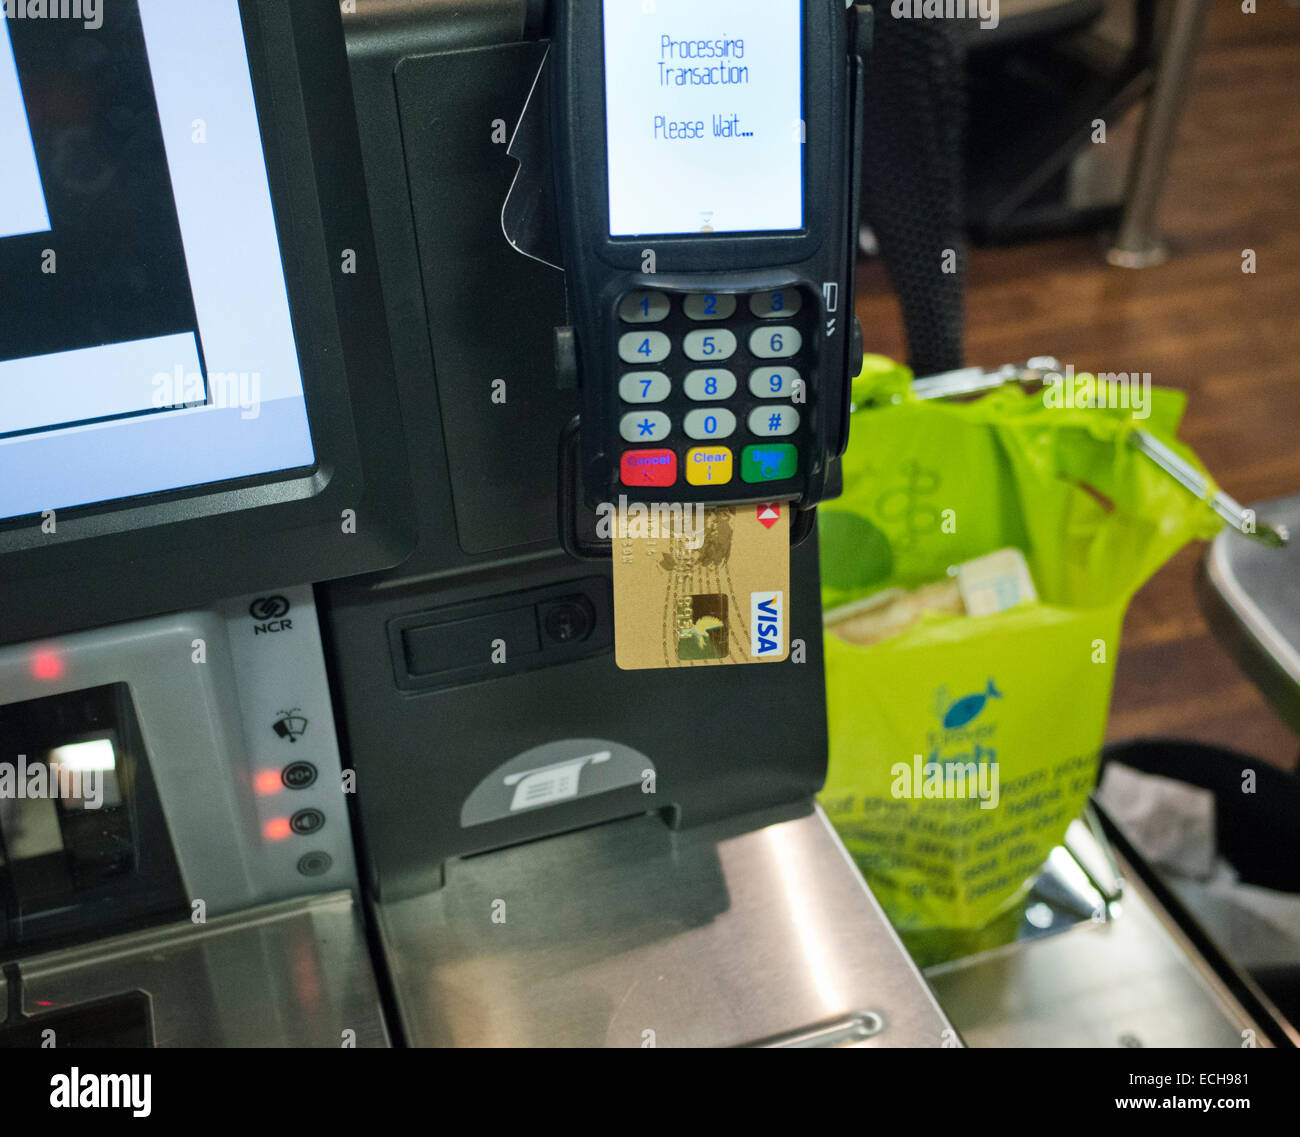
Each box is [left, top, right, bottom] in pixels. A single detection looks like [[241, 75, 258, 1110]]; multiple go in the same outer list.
[[741, 444, 798, 483]]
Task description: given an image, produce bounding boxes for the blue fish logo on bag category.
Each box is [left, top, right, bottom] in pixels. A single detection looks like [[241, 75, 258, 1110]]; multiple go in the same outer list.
[[938, 679, 1003, 729]]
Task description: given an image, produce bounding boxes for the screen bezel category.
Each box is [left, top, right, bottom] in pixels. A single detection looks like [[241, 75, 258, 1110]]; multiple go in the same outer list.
[[600, 0, 808, 240], [0, 0, 413, 646], [558, 0, 831, 273]]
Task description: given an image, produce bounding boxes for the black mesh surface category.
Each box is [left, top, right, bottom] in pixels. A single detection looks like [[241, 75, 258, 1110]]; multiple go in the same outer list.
[[860, 13, 968, 376]]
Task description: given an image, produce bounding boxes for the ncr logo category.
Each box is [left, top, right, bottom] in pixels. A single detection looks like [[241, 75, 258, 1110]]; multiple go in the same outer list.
[[249, 595, 293, 635], [750, 592, 784, 658]]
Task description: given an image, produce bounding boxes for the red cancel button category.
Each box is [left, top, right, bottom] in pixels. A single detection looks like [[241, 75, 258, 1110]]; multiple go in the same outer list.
[[621, 449, 677, 487]]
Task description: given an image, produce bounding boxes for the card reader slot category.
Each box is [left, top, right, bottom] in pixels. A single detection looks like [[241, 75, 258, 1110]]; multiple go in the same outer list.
[[389, 578, 614, 692]]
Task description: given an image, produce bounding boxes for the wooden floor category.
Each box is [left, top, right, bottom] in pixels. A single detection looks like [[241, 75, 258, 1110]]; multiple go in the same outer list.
[[853, 0, 1300, 771]]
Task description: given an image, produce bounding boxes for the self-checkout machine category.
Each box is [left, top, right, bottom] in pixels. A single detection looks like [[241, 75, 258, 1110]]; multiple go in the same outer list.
[[0, 0, 955, 1050]]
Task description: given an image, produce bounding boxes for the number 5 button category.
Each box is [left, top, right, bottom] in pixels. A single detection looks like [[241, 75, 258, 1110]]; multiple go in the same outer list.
[[683, 329, 737, 361], [619, 331, 671, 364], [749, 326, 801, 359]]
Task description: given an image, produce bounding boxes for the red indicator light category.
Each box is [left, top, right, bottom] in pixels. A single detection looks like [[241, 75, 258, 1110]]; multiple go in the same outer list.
[[254, 770, 282, 796], [31, 649, 65, 681], [264, 818, 292, 841]]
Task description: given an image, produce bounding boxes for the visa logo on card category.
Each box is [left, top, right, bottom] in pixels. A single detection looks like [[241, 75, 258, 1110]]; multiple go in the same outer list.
[[750, 591, 784, 658]]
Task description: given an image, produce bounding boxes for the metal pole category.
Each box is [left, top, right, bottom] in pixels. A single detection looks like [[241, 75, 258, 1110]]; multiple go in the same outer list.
[[1106, 0, 1213, 268]]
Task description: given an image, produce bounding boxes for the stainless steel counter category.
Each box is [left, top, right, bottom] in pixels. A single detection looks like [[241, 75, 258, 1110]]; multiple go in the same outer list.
[[926, 849, 1278, 1048], [377, 805, 955, 1047], [13, 891, 388, 1048], [1203, 493, 1300, 733]]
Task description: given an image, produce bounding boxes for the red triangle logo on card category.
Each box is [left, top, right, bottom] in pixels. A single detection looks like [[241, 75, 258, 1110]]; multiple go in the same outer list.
[[756, 504, 781, 530]]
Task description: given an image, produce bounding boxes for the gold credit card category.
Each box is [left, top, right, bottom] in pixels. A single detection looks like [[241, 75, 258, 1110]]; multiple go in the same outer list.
[[611, 502, 790, 670]]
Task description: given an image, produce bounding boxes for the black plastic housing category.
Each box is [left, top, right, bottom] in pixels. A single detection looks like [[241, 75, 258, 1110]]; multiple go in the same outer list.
[[326, 6, 833, 898]]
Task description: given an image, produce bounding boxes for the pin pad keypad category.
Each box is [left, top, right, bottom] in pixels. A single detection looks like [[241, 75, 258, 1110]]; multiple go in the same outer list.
[[614, 287, 812, 493]]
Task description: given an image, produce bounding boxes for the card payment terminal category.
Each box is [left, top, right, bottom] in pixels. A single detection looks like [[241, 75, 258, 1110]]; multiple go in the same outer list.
[[551, 0, 867, 517]]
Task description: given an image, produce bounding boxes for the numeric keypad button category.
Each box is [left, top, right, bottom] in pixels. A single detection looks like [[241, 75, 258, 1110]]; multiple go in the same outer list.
[[683, 329, 737, 361], [749, 326, 801, 359], [748, 406, 800, 437], [620, 411, 671, 443], [619, 331, 671, 364], [619, 292, 670, 323], [619, 371, 671, 403], [683, 408, 737, 440], [683, 369, 737, 401], [749, 289, 803, 319], [749, 366, 801, 399], [684, 293, 737, 321]]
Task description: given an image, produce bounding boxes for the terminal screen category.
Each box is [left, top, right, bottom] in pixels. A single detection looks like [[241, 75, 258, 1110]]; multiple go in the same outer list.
[[602, 0, 805, 238], [0, 0, 315, 522]]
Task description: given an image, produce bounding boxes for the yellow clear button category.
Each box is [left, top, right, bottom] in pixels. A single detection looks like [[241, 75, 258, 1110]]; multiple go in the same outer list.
[[685, 446, 733, 486]]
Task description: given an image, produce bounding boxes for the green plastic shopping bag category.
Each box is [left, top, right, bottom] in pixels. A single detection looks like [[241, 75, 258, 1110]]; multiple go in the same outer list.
[[818, 356, 1223, 934]]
